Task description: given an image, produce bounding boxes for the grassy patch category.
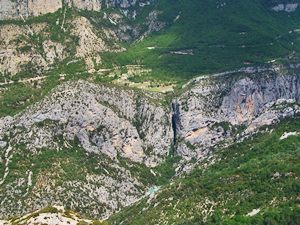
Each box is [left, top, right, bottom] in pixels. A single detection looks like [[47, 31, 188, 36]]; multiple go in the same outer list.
[[0, 58, 89, 117], [101, 0, 300, 82]]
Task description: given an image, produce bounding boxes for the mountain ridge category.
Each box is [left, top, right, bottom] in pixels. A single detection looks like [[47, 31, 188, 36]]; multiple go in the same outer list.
[[1, 64, 300, 220], [0, 0, 300, 224]]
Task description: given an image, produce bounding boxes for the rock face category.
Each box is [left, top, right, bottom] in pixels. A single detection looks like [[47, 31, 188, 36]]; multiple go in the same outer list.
[[0, 0, 18, 20], [175, 66, 300, 160], [71, 16, 122, 70], [66, 0, 102, 11], [0, 0, 78, 20], [104, 0, 152, 9], [27, 0, 63, 17], [0, 80, 173, 165], [0, 0, 152, 20], [0, 0, 166, 46], [0, 15, 121, 77], [0, 80, 172, 218], [0, 0, 62, 20], [0, 65, 300, 219], [0, 22, 66, 76]]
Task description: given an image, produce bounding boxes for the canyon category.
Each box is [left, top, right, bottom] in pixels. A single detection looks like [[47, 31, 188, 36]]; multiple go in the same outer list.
[[0, 64, 299, 219], [0, 0, 300, 224]]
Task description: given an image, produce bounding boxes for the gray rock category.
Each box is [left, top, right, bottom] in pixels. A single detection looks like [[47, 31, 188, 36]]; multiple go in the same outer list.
[[0, 80, 173, 166], [1, 64, 300, 219], [174, 65, 300, 159], [0, 141, 7, 148], [272, 3, 298, 12], [0, 0, 152, 20], [0, 80, 172, 218]]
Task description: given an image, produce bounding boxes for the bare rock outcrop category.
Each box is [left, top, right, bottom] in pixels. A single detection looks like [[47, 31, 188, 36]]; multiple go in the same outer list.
[[1, 65, 300, 219], [0, 0, 163, 49], [0, 15, 121, 77], [0, 80, 173, 165], [0, 0, 152, 20], [0, 0, 62, 20], [66, 0, 102, 11], [0, 23, 66, 76], [175, 66, 300, 160], [27, 0, 63, 16], [0, 80, 172, 218], [71, 17, 123, 70], [272, 3, 298, 12]]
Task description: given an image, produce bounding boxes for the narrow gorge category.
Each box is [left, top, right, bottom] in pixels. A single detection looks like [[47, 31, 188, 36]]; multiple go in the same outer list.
[[1, 0, 300, 224], [1, 64, 299, 219]]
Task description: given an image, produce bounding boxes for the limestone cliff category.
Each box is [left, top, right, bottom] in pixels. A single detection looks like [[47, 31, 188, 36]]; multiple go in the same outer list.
[[66, 0, 102, 11], [0, 80, 173, 166], [0, 64, 299, 219], [175, 65, 300, 160], [0, 0, 62, 20], [0, 0, 151, 20], [0, 80, 172, 218], [0, 15, 121, 77]]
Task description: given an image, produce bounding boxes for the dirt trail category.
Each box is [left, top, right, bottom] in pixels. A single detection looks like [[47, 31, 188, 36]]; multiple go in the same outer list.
[[0, 76, 47, 86]]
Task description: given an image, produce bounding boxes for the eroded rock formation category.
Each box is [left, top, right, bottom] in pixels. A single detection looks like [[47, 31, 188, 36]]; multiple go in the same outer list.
[[175, 66, 300, 159], [0, 65, 299, 219]]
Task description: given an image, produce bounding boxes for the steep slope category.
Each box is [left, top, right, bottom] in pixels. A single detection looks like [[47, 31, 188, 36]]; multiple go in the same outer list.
[[102, 0, 300, 80], [108, 117, 300, 224], [1, 64, 300, 220], [0, 0, 145, 20], [0, 10, 121, 78], [0, 80, 173, 219], [1, 0, 300, 223], [0, 1, 166, 117], [174, 64, 300, 161]]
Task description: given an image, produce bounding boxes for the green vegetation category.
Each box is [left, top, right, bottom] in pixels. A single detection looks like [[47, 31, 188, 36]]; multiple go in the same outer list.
[[2, 0, 300, 118], [101, 0, 300, 81], [1, 2, 300, 223], [6, 141, 117, 186], [154, 155, 181, 185], [0, 59, 88, 117], [118, 154, 181, 186], [108, 117, 300, 224], [0, 133, 182, 221], [92, 221, 109, 225]]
